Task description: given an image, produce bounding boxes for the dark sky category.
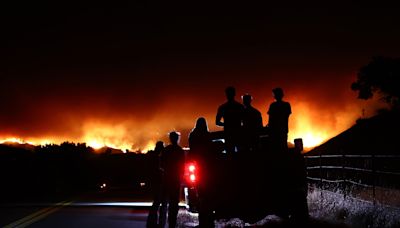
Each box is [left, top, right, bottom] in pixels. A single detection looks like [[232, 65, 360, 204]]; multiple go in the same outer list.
[[1, 2, 399, 150]]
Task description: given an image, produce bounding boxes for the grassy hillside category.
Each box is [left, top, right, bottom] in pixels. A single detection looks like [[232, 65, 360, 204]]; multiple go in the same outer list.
[[307, 110, 400, 156]]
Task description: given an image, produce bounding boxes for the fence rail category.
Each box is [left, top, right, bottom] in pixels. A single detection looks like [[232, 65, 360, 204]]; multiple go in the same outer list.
[[304, 154, 400, 205], [305, 155, 400, 159]]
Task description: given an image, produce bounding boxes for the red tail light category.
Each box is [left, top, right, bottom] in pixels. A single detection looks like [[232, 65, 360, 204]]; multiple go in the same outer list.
[[185, 161, 198, 185]]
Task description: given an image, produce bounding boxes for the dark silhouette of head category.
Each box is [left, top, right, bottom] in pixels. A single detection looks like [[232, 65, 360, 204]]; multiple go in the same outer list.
[[155, 141, 164, 152], [195, 117, 209, 132], [242, 93, 253, 107], [272, 87, 284, 101], [169, 131, 180, 145], [225, 86, 236, 101]]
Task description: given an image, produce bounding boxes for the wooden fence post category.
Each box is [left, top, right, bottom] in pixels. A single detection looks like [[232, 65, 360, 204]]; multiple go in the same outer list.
[[319, 150, 323, 208], [372, 153, 376, 205]]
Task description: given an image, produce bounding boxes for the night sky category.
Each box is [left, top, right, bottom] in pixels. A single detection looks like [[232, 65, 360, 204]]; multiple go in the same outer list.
[[1, 2, 399, 151]]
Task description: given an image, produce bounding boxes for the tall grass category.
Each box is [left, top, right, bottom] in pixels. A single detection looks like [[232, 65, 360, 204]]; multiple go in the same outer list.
[[308, 186, 400, 228]]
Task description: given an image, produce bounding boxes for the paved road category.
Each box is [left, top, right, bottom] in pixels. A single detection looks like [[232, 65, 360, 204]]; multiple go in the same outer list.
[[27, 206, 148, 228], [1, 188, 354, 228], [1, 189, 192, 228]]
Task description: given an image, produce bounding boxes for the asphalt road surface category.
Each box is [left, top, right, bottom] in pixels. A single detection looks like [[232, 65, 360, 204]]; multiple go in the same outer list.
[[1, 188, 353, 228], [0, 188, 185, 228], [6, 205, 149, 228]]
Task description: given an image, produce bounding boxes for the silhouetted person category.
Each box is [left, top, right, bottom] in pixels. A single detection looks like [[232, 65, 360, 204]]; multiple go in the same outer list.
[[189, 117, 213, 161], [241, 93, 263, 152], [146, 141, 165, 228], [159, 131, 185, 228], [267, 87, 291, 153], [188, 117, 215, 228], [216, 86, 244, 153]]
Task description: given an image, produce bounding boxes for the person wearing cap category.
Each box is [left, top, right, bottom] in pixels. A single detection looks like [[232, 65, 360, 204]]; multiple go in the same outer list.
[[242, 93, 263, 152], [159, 131, 185, 228], [267, 87, 292, 153]]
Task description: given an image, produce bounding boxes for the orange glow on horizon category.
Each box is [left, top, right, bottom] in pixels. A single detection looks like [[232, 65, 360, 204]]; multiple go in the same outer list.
[[81, 122, 158, 152], [0, 97, 374, 153], [86, 139, 105, 150], [0, 137, 30, 145], [288, 100, 362, 151], [0, 137, 54, 147]]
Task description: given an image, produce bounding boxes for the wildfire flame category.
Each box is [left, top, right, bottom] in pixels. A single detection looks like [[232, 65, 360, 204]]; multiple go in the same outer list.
[[0, 100, 364, 153], [0, 137, 59, 146], [288, 101, 361, 151], [0, 137, 30, 145]]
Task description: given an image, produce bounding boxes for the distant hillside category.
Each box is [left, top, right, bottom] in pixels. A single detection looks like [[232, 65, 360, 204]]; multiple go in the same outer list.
[[0, 142, 35, 151], [307, 110, 400, 155], [94, 146, 125, 154], [0, 142, 125, 154]]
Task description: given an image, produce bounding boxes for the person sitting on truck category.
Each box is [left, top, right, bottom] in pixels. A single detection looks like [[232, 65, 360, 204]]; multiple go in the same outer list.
[[188, 117, 215, 227], [159, 131, 185, 228], [189, 117, 212, 161], [216, 86, 245, 154]]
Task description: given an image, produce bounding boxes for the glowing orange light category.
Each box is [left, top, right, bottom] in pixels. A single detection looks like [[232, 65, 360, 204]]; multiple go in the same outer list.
[[0, 137, 25, 144], [189, 165, 195, 172], [288, 101, 360, 151], [0, 96, 365, 153], [86, 140, 105, 150]]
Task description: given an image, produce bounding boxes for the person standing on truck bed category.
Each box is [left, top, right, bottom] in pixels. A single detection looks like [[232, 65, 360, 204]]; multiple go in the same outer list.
[[159, 131, 185, 228], [216, 86, 245, 154], [267, 87, 292, 154], [241, 93, 263, 152]]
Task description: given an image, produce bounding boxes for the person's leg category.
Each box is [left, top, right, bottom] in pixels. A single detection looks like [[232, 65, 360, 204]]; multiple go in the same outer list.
[[233, 131, 244, 153], [168, 186, 180, 228], [146, 200, 160, 228], [159, 201, 167, 228], [224, 136, 235, 154], [159, 186, 168, 228]]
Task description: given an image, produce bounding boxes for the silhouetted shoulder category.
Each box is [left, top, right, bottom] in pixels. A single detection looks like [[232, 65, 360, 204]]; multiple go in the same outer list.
[[164, 144, 184, 153], [253, 106, 262, 116], [268, 101, 291, 115], [219, 100, 244, 108], [217, 101, 242, 113]]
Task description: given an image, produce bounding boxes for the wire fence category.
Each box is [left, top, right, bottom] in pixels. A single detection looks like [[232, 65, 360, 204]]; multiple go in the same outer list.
[[304, 154, 400, 206]]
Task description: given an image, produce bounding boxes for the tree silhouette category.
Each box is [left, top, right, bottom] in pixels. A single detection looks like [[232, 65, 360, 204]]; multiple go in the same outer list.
[[351, 56, 400, 109]]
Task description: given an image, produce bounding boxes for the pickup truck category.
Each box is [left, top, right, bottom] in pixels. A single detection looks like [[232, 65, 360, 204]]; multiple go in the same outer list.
[[183, 130, 308, 224]]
